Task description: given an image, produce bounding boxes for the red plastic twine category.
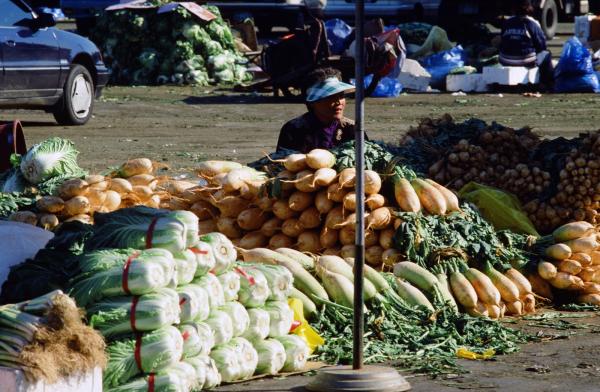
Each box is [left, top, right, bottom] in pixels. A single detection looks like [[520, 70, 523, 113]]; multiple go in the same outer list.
[[122, 251, 141, 295], [134, 334, 143, 371], [189, 247, 208, 255], [182, 330, 191, 341], [234, 267, 255, 286], [145, 217, 160, 249], [130, 296, 140, 332], [148, 374, 155, 392]]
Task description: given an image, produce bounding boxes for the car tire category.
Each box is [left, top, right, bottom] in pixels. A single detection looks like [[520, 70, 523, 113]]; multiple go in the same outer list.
[[539, 0, 558, 40], [53, 64, 95, 126]]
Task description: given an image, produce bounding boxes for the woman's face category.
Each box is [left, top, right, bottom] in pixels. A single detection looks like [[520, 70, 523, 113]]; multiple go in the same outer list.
[[311, 93, 346, 123]]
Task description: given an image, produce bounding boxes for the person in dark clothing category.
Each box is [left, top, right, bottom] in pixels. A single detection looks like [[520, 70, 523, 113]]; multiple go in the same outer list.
[[276, 68, 359, 153], [499, 0, 554, 87]]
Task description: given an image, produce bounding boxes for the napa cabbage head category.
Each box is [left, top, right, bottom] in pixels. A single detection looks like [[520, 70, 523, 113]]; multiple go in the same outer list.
[[20, 137, 82, 184]]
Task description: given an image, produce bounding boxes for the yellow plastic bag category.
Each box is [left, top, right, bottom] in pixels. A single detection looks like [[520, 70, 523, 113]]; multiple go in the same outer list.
[[458, 182, 540, 236], [288, 298, 324, 354], [456, 347, 495, 360]]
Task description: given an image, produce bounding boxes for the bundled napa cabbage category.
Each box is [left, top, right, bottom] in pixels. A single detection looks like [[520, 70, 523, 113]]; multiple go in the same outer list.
[[230, 337, 258, 379], [190, 241, 216, 277], [236, 265, 270, 308], [209, 343, 240, 382], [88, 288, 180, 338], [264, 301, 294, 338], [105, 369, 189, 392], [168, 210, 199, 247], [193, 273, 225, 308], [241, 308, 270, 342], [218, 270, 241, 301], [275, 335, 310, 372], [184, 355, 222, 389], [104, 326, 183, 388], [247, 264, 293, 302], [87, 207, 189, 254], [19, 137, 84, 184], [176, 284, 209, 323], [70, 248, 175, 307], [172, 249, 197, 286], [221, 301, 250, 337], [179, 322, 214, 358], [205, 309, 233, 345], [254, 338, 286, 375], [200, 232, 236, 274]]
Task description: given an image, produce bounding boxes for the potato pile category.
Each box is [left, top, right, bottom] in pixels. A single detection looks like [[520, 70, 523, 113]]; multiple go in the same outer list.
[[525, 133, 600, 233], [9, 158, 162, 229], [427, 128, 550, 203], [534, 221, 600, 305]]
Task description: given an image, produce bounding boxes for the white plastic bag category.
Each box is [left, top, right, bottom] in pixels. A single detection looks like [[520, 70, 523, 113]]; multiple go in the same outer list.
[[0, 221, 54, 285]]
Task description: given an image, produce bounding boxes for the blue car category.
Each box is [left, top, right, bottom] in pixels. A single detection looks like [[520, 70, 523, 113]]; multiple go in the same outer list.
[[0, 0, 109, 125]]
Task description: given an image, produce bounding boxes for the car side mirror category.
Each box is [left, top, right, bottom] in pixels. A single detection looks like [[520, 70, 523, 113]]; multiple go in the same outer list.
[[34, 12, 56, 28]]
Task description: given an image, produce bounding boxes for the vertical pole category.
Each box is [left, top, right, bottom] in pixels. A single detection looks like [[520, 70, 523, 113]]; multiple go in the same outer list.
[[353, 0, 365, 371]]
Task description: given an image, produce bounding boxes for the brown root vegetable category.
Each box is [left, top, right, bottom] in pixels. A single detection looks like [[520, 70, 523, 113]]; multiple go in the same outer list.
[[85, 174, 109, 191], [190, 200, 218, 220], [288, 191, 315, 212], [117, 158, 153, 177], [64, 196, 91, 216], [217, 217, 243, 239], [366, 207, 393, 230], [296, 231, 321, 253], [365, 194, 386, 210], [198, 219, 218, 234], [365, 246, 384, 266], [38, 213, 59, 230], [158, 179, 197, 195], [261, 217, 283, 237], [338, 168, 356, 188], [36, 196, 65, 214], [306, 149, 336, 169], [276, 170, 296, 191], [131, 185, 153, 202], [109, 178, 133, 194], [327, 183, 348, 202], [58, 178, 89, 199], [312, 167, 338, 187], [339, 226, 355, 246], [382, 248, 402, 266], [144, 195, 161, 209], [340, 244, 356, 259], [379, 229, 395, 249], [102, 190, 122, 212], [365, 230, 379, 247], [315, 190, 335, 214], [282, 218, 305, 237], [364, 170, 382, 195], [86, 189, 107, 210], [268, 233, 294, 249], [237, 207, 269, 231], [254, 195, 275, 212], [323, 248, 341, 256], [325, 206, 345, 230], [128, 173, 156, 187], [9, 211, 37, 226], [299, 207, 321, 229], [343, 192, 357, 212], [320, 227, 339, 248], [65, 214, 92, 224], [272, 199, 297, 220], [212, 195, 250, 218], [239, 231, 269, 249]]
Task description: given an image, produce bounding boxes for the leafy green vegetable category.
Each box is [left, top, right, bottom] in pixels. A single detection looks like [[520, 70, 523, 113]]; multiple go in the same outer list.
[[19, 137, 84, 185], [0, 192, 34, 218]]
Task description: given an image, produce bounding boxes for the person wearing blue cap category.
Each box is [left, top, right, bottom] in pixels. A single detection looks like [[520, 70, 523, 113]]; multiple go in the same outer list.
[[276, 68, 360, 153]]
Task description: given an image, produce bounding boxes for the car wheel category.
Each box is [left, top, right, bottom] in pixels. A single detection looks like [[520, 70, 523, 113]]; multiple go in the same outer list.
[[539, 0, 558, 40], [53, 64, 95, 126]]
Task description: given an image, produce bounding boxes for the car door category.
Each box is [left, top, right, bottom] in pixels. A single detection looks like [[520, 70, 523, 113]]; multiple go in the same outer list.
[[0, 0, 60, 99]]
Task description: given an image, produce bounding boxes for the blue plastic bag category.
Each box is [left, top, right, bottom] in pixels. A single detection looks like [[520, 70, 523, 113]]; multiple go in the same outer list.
[[421, 46, 465, 89], [325, 19, 352, 55], [351, 75, 403, 97], [555, 73, 600, 93], [554, 37, 594, 78]]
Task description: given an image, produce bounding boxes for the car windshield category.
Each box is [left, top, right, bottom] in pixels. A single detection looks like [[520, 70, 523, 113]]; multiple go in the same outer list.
[[0, 0, 33, 26]]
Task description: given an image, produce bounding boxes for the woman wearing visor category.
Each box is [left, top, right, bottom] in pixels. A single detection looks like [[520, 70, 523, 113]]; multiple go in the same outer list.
[[276, 68, 362, 153]]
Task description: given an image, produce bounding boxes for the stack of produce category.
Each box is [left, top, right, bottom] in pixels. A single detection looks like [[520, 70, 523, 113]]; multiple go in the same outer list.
[[0, 290, 106, 383], [90, 2, 251, 85], [50, 205, 309, 391], [188, 148, 460, 268], [536, 221, 600, 305]]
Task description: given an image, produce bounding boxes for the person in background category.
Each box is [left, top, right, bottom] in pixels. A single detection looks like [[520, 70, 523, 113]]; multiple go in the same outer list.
[[276, 67, 359, 153], [499, 0, 554, 88]]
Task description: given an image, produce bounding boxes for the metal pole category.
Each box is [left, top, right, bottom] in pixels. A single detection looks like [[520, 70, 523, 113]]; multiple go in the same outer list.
[[353, 0, 365, 371]]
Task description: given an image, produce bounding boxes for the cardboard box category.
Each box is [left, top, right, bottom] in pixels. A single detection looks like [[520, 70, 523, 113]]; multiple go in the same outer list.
[[483, 66, 539, 85], [446, 73, 488, 92], [0, 367, 102, 392]]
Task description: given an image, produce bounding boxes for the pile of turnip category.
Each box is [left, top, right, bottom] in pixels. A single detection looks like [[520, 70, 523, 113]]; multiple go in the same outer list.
[[9, 158, 164, 229]]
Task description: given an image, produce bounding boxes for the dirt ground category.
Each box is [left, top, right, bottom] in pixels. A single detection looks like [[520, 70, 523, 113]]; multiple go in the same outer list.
[[5, 86, 600, 392], [3, 22, 600, 390]]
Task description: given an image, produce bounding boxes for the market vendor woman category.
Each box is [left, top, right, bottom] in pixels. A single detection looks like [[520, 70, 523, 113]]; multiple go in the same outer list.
[[276, 68, 360, 153]]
